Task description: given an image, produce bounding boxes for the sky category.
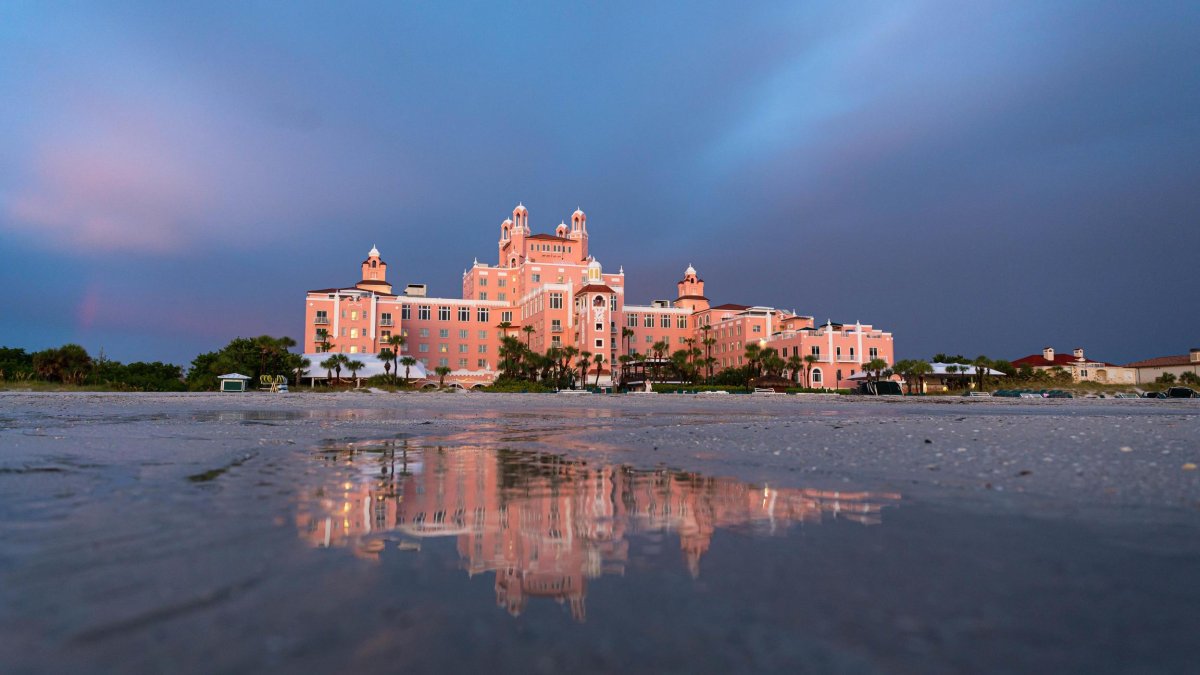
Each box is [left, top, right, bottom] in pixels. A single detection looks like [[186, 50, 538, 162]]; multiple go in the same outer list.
[[1, 1, 1198, 367]]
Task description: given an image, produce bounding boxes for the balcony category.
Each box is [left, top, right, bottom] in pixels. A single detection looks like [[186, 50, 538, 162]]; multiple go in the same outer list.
[[551, 325, 563, 333], [380, 319, 394, 327], [313, 317, 330, 325]]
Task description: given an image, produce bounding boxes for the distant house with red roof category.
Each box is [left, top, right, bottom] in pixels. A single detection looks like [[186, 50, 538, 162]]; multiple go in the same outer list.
[[1011, 347, 1135, 384], [1123, 349, 1200, 385]]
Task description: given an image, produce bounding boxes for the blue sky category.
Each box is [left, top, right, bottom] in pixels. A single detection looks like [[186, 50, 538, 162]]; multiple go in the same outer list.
[[2, 1, 1198, 366]]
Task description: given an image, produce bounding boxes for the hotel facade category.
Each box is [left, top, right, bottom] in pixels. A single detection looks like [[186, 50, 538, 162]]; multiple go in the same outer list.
[[303, 203, 894, 388]]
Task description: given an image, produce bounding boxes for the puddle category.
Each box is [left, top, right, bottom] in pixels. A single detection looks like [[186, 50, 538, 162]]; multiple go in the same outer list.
[[296, 439, 900, 620]]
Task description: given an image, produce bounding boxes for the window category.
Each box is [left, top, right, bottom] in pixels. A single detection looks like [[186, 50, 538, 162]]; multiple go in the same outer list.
[[381, 330, 391, 338], [438, 306, 450, 321], [679, 337, 687, 344], [836, 347, 842, 358], [477, 308, 490, 323], [627, 314, 638, 327], [812, 368, 823, 383], [350, 329, 358, 339], [595, 322, 603, 331], [498, 293, 506, 301], [478, 330, 488, 340], [439, 358, 448, 367], [610, 296, 617, 311], [531, 273, 540, 283], [458, 359, 468, 368], [645, 335, 653, 344], [315, 310, 328, 323], [479, 292, 487, 300], [439, 329, 449, 338], [811, 346, 820, 357], [849, 347, 856, 358], [478, 345, 488, 354], [478, 277, 487, 287], [501, 311, 512, 323], [498, 278, 506, 287], [644, 315, 653, 328], [341, 328, 347, 337], [458, 307, 470, 321], [458, 344, 468, 353], [869, 347, 879, 359], [349, 346, 357, 353], [549, 292, 563, 309], [419, 344, 429, 353], [752, 325, 761, 333], [402, 305, 411, 320], [552, 336, 561, 346], [660, 316, 670, 328], [551, 319, 561, 332], [595, 339, 603, 348], [341, 310, 346, 319], [836, 369, 842, 382], [380, 312, 392, 326], [477, 359, 488, 368], [418, 305, 430, 320], [351, 311, 358, 320], [419, 328, 429, 338], [459, 329, 469, 339], [677, 317, 687, 328]]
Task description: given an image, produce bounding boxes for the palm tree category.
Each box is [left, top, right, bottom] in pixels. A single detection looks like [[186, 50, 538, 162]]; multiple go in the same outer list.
[[497, 321, 513, 337], [378, 348, 395, 380], [945, 364, 960, 390], [651, 340, 669, 383], [386, 335, 405, 381], [399, 356, 417, 382], [435, 366, 451, 388], [293, 356, 311, 388], [786, 354, 803, 385], [316, 328, 332, 353], [593, 353, 605, 387], [911, 361, 932, 394], [972, 355, 991, 391], [522, 325, 535, 348], [744, 343, 762, 379], [578, 351, 592, 388], [319, 356, 339, 383], [803, 354, 819, 389], [346, 359, 365, 387], [622, 327, 635, 355], [699, 324, 715, 382]]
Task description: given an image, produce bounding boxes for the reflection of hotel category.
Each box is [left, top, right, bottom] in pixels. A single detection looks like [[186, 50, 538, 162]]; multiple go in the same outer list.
[[296, 441, 900, 621], [304, 203, 894, 388]]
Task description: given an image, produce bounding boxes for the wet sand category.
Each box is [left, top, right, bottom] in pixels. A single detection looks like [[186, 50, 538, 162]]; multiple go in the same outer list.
[[1, 392, 1198, 673]]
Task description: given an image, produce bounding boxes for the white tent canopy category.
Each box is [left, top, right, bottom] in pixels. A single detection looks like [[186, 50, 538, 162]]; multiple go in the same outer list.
[[301, 353, 428, 380], [927, 362, 1006, 376]]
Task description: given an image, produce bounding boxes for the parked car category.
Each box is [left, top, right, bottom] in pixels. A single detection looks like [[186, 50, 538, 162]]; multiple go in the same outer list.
[[1166, 387, 1198, 399], [1143, 391, 1167, 399]]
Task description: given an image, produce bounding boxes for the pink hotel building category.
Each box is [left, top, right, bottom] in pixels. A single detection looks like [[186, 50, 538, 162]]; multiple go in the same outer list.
[[303, 203, 894, 388]]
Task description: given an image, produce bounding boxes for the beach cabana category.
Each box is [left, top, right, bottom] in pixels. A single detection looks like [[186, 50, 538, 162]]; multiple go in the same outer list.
[[218, 373, 252, 392]]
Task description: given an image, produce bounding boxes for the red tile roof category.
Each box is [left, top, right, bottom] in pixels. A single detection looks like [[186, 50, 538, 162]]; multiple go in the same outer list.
[[710, 303, 750, 311], [1012, 353, 1119, 368], [527, 233, 572, 242], [1123, 354, 1195, 368], [574, 284, 615, 295]]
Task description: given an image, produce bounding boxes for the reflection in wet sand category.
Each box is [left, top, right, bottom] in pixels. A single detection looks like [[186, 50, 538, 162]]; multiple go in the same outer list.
[[296, 439, 900, 621]]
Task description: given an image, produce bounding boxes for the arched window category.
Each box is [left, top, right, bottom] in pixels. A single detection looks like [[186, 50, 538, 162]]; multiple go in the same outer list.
[[812, 368, 823, 384], [371, 260, 377, 268]]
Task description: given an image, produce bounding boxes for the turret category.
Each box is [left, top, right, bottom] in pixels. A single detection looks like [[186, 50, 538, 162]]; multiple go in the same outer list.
[[569, 207, 588, 260], [356, 245, 392, 294], [674, 263, 709, 312]]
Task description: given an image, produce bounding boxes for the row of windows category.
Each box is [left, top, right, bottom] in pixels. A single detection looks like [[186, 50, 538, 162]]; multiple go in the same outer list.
[[417, 344, 489, 354], [400, 305, 504, 323], [476, 277, 507, 287]]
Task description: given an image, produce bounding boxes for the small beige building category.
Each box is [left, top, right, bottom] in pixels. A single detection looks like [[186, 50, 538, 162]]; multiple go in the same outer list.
[[1124, 349, 1200, 385], [1011, 347, 1136, 384]]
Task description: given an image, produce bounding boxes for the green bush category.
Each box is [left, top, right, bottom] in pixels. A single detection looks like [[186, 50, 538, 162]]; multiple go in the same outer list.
[[480, 378, 555, 393]]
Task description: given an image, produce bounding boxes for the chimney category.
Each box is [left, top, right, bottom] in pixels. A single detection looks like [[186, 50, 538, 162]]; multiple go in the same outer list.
[[1043, 347, 1054, 362], [1190, 348, 1199, 363], [1073, 348, 1084, 360]]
